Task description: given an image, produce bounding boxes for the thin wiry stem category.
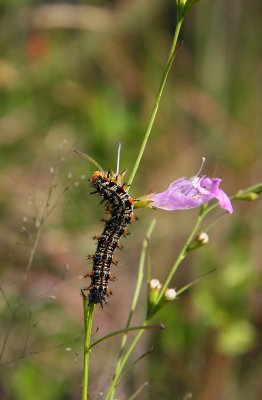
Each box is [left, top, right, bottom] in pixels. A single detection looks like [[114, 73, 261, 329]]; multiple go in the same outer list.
[[0, 187, 51, 361], [22, 310, 32, 356], [127, 18, 183, 188], [105, 326, 147, 400], [105, 220, 156, 400], [176, 269, 217, 297], [0, 285, 13, 315], [127, 382, 149, 400], [82, 297, 94, 400], [156, 211, 203, 303], [21, 166, 59, 292], [88, 323, 162, 352], [1, 335, 81, 367], [0, 146, 64, 362], [118, 349, 153, 386], [0, 308, 18, 362]]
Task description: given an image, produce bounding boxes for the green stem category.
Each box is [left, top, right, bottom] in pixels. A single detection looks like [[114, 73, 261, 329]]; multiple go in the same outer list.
[[156, 210, 203, 303], [88, 323, 161, 352], [127, 18, 183, 188], [105, 15, 185, 397], [105, 323, 148, 400], [234, 182, 262, 197], [106, 220, 156, 400], [82, 299, 94, 400]]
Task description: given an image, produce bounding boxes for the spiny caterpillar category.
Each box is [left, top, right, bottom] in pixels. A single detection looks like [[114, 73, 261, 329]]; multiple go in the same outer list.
[[85, 169, 135, 307]]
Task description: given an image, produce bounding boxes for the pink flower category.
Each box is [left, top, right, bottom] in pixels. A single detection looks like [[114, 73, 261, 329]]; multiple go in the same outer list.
[[150, 175, 233, 214]]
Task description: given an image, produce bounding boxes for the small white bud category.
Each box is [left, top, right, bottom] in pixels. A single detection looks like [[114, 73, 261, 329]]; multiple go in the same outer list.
[[148, 279, 162, 308], [165, 288, 177, 301], [68, 172, 73, 179], [49, 166, 55, 174], [197, 232, 209, 244], [149, 279, 161, 289]]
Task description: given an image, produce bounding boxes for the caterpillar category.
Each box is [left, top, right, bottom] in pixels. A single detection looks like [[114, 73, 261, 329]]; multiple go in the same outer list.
[[84, 170, 135, 307]]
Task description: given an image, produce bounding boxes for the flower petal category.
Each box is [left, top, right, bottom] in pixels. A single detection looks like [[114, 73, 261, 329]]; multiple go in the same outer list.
[[150, 175, 233, 213], [215, 189, 234, 214]]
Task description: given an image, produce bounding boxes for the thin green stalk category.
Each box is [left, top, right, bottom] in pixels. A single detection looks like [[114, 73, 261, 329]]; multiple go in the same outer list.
[[106, 15, 185, 397], [82, 298, 94, 400], [127, 18, 183, 187], [156, 211, 203, 303], [176, 268, 217, 297], [107, 220, 156, 400], [105, 324, 147, 400], [234, 182, 262, 197], [117, 349, 153, 386], [126, 220, 156, 327], [88, 324, 161, 352], [21, 180, 54, 291], [127, 382, 149, 400]]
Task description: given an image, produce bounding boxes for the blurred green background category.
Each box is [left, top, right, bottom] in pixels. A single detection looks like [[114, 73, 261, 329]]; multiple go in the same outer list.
[[0, 0, 261, 399]]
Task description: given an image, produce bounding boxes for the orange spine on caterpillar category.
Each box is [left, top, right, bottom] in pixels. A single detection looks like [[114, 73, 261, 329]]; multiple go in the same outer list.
[[85, 169, 135, 307]]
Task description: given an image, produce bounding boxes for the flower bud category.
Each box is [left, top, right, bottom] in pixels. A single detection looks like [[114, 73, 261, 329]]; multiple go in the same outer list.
[[235, 192, 259, 201], [149, 279, 161, 289], [186, 231, 209, 252], [147, 281, 178, 319], [197, 232, 209, 244], [165, 288, 177, 301], [147, 279, 162, 315]]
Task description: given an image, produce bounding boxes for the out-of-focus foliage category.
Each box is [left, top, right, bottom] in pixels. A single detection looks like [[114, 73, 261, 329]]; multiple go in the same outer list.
[[0, 1, 261, 399]]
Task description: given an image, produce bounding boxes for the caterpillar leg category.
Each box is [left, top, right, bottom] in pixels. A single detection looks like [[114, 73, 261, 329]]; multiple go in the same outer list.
[[83, 272, 93, 278], [109, 273, 116, 281], [117, 242, 124, 250]]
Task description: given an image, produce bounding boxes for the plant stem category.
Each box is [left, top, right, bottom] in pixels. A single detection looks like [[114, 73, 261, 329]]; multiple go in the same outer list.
[[127, 18, 183, 188], [82, 298, 94, 400], [105, 324, 147, 400], [156, 211, 203, 303], [106, 220, 156, 400], [105, 15, 185, 397], [88, 323, 161, 352]]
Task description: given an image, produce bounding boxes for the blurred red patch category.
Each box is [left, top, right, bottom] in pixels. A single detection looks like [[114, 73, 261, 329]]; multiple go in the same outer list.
[[25, 31, 49, 62]]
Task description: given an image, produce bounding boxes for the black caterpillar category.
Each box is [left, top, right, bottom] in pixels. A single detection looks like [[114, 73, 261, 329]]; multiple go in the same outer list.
[[84, 170, 135, 307]]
